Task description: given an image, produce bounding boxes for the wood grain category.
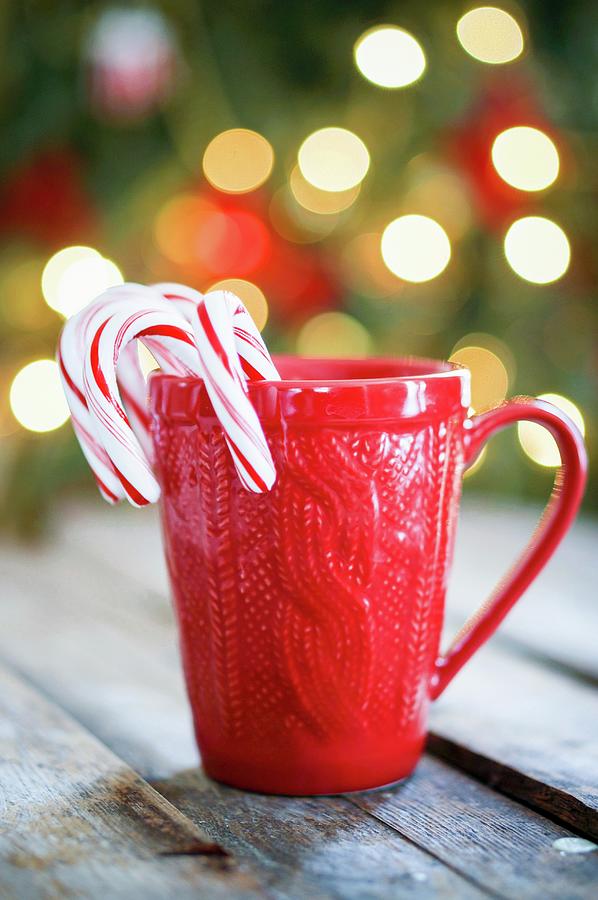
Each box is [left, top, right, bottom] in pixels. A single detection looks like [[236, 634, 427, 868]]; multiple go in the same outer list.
[[8, 503, 598, 835], [0, 663, 258, 899], [0, 546, 484, 898], [350, 755, 598, 900], [428, 640, 598, 838], [2, 521, 597, 897]]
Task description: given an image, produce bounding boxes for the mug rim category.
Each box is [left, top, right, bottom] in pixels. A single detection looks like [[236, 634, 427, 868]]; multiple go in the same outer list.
[[150, 354, 469, 390], [149, 355, 471, 427]]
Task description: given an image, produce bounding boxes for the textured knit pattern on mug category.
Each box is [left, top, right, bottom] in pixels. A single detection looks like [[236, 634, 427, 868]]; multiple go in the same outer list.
[[154, 417, 461, 745]]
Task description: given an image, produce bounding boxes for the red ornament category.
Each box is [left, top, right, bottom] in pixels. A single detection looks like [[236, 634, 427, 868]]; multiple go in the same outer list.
[[447, 77, 561, 230], [0, 149, 97, 246], [86, 9, 178, 121]]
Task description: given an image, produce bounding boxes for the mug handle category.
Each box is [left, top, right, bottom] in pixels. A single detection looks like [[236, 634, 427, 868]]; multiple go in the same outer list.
[[431, 396, 587, 700]]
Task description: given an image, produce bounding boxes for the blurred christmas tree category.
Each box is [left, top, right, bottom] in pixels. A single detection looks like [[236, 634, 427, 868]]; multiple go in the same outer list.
[[0, 0, 595, 535]]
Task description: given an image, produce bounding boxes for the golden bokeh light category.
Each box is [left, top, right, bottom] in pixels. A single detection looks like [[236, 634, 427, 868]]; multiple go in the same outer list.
[[449, 344, 509, 412], [207, 278, 269, 331], [518, 393, 585, 467], [269, 187, 340, 243], [202, 129, 274, 194], [289, 166, 360, 215], [9, 359, 70, 433], [457, 7, 524, 64], [353, 25, 426, 88], [492, 126, 559, 191], [42, 246, 124, 318], [154, 194, 214, 265], [297, 312, 372, 358], [297, 127, 370, 192], [504, 216, 570, 284], [402, 160, 473, 239], [464, 445, 488, 479], [341, 233, 403, 298], [381, 215, 451, 282]]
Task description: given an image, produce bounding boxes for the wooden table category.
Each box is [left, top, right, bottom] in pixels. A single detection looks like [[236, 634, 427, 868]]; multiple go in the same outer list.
[[1, 497, 597, 898]]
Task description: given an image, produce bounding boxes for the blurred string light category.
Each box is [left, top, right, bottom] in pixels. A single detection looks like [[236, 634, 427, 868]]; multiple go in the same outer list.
[[463, 444, 488, 479], [289, 165, 360, 215], [154, 194, 215, 265], [504, 216, 570, 284], [298, 128, 370, 192], [492, 127, 559, 191], [449, 340, 510, 412], [341, 233, 403, 298], [154, 193, 270, 275], [402, 158, 473, 240], [457, 7, 524, 64], [381, 215, 451, 282], [269, 187, 339, 243], [9, 360, 70, 433], [353, 26, 426, 88], [202, 129, 274, 194], [207, 278, 269, 331], [42, 246, 123, 318], [518, 393, 585, 467], [297, 312, 372, 358]]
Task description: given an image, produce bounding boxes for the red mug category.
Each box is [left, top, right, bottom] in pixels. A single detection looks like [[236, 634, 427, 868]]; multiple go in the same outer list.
[[150, 356, 587, 795]]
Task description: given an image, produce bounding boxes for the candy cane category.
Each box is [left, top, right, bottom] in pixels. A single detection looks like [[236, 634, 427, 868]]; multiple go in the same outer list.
[[192, 290, 279, 493], [58, 285, 154, 502], [60, 282, 280, 504], [83, 304, 203, 506], [152, 282, 279, 382]]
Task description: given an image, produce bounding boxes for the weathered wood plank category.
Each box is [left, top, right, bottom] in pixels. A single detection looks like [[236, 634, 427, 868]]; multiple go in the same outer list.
[[155, 770, 486, 900], [349, 755, 598, 900], [0, 663, 257, 900], [2, 536, 598, 897], [48, 503, 598, 835], [0, 546, 486, 899], [428, 642, 598, 839]]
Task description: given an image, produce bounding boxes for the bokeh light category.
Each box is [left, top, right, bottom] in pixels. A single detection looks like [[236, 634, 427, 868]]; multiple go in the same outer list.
[[457, 7, 524, 64], [341, 233, 403, 298], [297, 312, 372, 358], [42, 246, 123, 318], [9, 359, 70, 432], [492, 126, 559, 191], [518, 393, 585, 467], [381, 215, 451, 282], [202, 129, 274, 194], [504, 216, 570, 284], [269, 187, 339, 243], [289, 165, 360, 215], [449, 343, 509, 412], [402, 158, 473, 240], [207, 278, 269, 331], [298, 127, 370, 192], [353, 26, 426, 88], [154, 195, 214, 265]]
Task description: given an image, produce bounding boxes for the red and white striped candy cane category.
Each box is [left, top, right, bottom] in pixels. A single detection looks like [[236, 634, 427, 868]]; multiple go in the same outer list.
[[58, 284, 175, 501], [83, 304, 203, 506], [192, 290, 279, 493], [58, 284, 155, 502], [153, 282, 279, 382]]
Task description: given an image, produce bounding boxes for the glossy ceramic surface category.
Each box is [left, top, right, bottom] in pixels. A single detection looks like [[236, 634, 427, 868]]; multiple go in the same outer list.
[[150, 356, 587, 795]]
